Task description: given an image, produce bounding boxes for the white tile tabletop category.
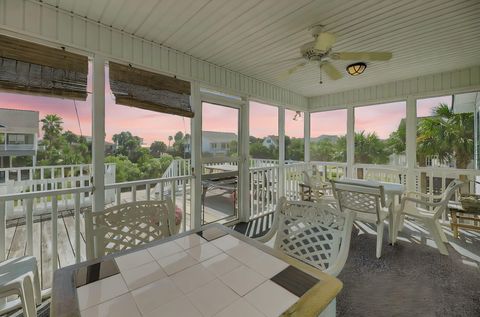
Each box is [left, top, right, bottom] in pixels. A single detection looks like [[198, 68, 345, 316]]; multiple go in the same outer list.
[[187, 279, 240, 316], [73, 231, 327, 317], [77, 274, 129, 311], [156, 250, 198, 275], [120, 261, 167, 290]]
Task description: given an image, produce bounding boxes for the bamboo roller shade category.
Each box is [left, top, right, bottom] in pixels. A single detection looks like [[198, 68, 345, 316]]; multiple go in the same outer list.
[[0, 34, 88, 100], [109, 62, 193, 118]]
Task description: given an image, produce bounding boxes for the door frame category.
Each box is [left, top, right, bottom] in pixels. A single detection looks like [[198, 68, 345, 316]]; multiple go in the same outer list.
[[199, 91, 248, 225]]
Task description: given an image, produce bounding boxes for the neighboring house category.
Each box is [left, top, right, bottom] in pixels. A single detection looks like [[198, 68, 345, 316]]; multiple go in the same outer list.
[[0, 109, 39, 168], [262, 136, 277, 149], [185, 131, 237, 156], [84, 136, 115, 153]]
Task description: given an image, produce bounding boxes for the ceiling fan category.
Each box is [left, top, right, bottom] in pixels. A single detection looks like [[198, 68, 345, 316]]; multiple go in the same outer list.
[[278, 24, 393, 83]]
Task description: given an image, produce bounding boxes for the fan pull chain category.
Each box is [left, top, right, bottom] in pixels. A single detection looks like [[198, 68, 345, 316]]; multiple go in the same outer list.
[[319, 65, 323, 84]]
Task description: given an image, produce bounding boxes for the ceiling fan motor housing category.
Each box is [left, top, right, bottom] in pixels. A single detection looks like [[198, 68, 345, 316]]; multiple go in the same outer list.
[[300, 41, 329, 61]]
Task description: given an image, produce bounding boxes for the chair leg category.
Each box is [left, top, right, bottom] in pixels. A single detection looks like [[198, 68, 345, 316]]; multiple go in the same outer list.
[[376, 223, 384, 259], [427, 221, 449, 255], [435, 220, 448, 243], [24, 277, 37, 317]]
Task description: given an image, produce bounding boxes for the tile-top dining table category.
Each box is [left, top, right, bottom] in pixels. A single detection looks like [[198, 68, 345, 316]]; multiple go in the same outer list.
[[342, 178, 405, 244], [51, 224, 342, 317]]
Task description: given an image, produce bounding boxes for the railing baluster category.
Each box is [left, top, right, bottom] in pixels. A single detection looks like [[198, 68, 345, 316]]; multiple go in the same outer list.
[[0, 200, 5, 261], [146, 184, 151, 201], [74, 193, 81, 263], [116, 188, 121, 205], [26, 198, 34, 256], [132, 186, 137, 202], [182, 180, 187, 232], [51, 196, 58, 273]]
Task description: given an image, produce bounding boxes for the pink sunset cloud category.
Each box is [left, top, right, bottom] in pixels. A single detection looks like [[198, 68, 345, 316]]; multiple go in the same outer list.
[[249, 101, 278, 138], [311, 109, 347, 138], [355, 101, 406, 139]]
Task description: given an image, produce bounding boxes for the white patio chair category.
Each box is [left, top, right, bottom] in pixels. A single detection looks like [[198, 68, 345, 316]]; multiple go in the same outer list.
[[302, 170, 332, 201], [93, 199, 177, 257], [395, 179, 463, 255], [0, 256, 41, 317], [258, 197, 355, 277], [331, 179, 391, 258]]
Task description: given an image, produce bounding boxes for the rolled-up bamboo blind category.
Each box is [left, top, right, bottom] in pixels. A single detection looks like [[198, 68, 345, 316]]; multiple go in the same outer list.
[[109, 62, 193, 118], [0, 34, 88, 100]]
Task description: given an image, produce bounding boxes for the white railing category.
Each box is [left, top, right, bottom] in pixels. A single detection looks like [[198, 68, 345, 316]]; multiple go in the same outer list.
[[161, 159, 192, 178], [105, 175, 193, 234], [353, 164, 407, 185], [0, 186, 92, 290], [0, 174, 193, 292], [0, 164, 116, 219], [310, 161, 347, 181], [249, 165, 279, 220], [0, 144, 35, 151]]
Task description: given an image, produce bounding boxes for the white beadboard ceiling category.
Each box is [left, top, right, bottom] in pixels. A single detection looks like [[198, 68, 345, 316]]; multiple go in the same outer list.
[[39, 0, 480, 97]]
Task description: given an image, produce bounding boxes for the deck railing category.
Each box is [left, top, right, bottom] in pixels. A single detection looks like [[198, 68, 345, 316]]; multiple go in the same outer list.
[[0, 174, 192, 291], [249, 165, 279, 219]]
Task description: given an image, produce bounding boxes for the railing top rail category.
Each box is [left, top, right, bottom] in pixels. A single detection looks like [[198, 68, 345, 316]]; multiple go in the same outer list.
[[414, 167, 480, 174], [0, 186, 93, 201], [0, 163, 115, 171], [310, 161, 348, 166], [353, 163, 407, 170], [104, 175, 193, 189], [249, 165, 281, 171]]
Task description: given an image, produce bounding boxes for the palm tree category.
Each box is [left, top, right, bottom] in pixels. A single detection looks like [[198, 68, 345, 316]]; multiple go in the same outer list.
[[41, 114, 63, 144], [417, 103, 474, 168]]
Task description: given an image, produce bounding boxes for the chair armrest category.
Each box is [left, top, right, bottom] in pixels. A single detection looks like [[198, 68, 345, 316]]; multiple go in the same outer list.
[[399, 196, 444, 211], [404, 191, 443, 200]]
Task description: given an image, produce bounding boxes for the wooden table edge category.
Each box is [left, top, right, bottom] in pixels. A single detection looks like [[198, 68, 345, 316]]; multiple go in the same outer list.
[[51, 223, 342, 317]]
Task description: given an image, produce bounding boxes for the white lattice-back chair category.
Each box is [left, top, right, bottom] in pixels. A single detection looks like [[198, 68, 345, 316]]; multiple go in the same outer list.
[[396, 179, 463, 255], [258, 197, 355, 277], [331, 179, 391, 258], [93, 200, 176, 257]]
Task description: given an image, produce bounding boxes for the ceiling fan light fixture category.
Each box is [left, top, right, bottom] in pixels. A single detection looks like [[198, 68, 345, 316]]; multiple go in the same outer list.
[[346, 62, 367, 76]]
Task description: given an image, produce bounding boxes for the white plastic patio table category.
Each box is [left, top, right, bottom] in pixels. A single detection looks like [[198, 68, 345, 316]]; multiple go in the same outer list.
[[342, 178, 405, 244], [51, 224, 341, 317]]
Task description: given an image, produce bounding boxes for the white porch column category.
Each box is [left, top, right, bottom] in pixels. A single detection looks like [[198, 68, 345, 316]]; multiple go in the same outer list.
[[304, 111, 311, 163], [279, 107, 286, 197], [190, 81, 202, 230], [346, 107, 355, 178], [406, 96, 417, 191], [88, 54, 105, 259], [239, 98, 250, 222]]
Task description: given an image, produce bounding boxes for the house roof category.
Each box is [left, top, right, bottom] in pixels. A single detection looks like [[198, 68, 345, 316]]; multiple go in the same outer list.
[[0, 108, 39, 133], [203, 131, 237, 143]]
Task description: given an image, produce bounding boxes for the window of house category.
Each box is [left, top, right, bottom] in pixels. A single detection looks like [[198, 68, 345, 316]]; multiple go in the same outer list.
[[285, 109, 304, 162], [310, 109, 347, 162], [354, 101, 406, 165]]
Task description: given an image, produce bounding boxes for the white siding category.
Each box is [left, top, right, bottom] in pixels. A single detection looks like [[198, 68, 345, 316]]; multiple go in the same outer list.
[[0, 0, 307, 110], [309, 65, 480, 109]]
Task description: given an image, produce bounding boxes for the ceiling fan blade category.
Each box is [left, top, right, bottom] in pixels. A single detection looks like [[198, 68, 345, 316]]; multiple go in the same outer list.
[[331, 52, 392, 61], [314, 32, 336, 52], [320, 61, 343, 80], [278, 62, 307, 80]]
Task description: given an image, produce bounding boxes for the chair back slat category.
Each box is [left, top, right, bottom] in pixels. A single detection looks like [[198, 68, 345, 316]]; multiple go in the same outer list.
[[331, 180, 386, 224], [93, 199, 176, 257], [271, 197, 354, 277]]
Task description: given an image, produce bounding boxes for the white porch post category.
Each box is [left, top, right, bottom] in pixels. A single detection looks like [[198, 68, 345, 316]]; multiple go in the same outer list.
[[239, 98, 250, 222], [346, 107, 355, 178], [304, 111, 310, 163], [279, 107, 286, 197], [190, 81, 202, 230], [406, 96, 417, 191], [88, 54, 106, 259]]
